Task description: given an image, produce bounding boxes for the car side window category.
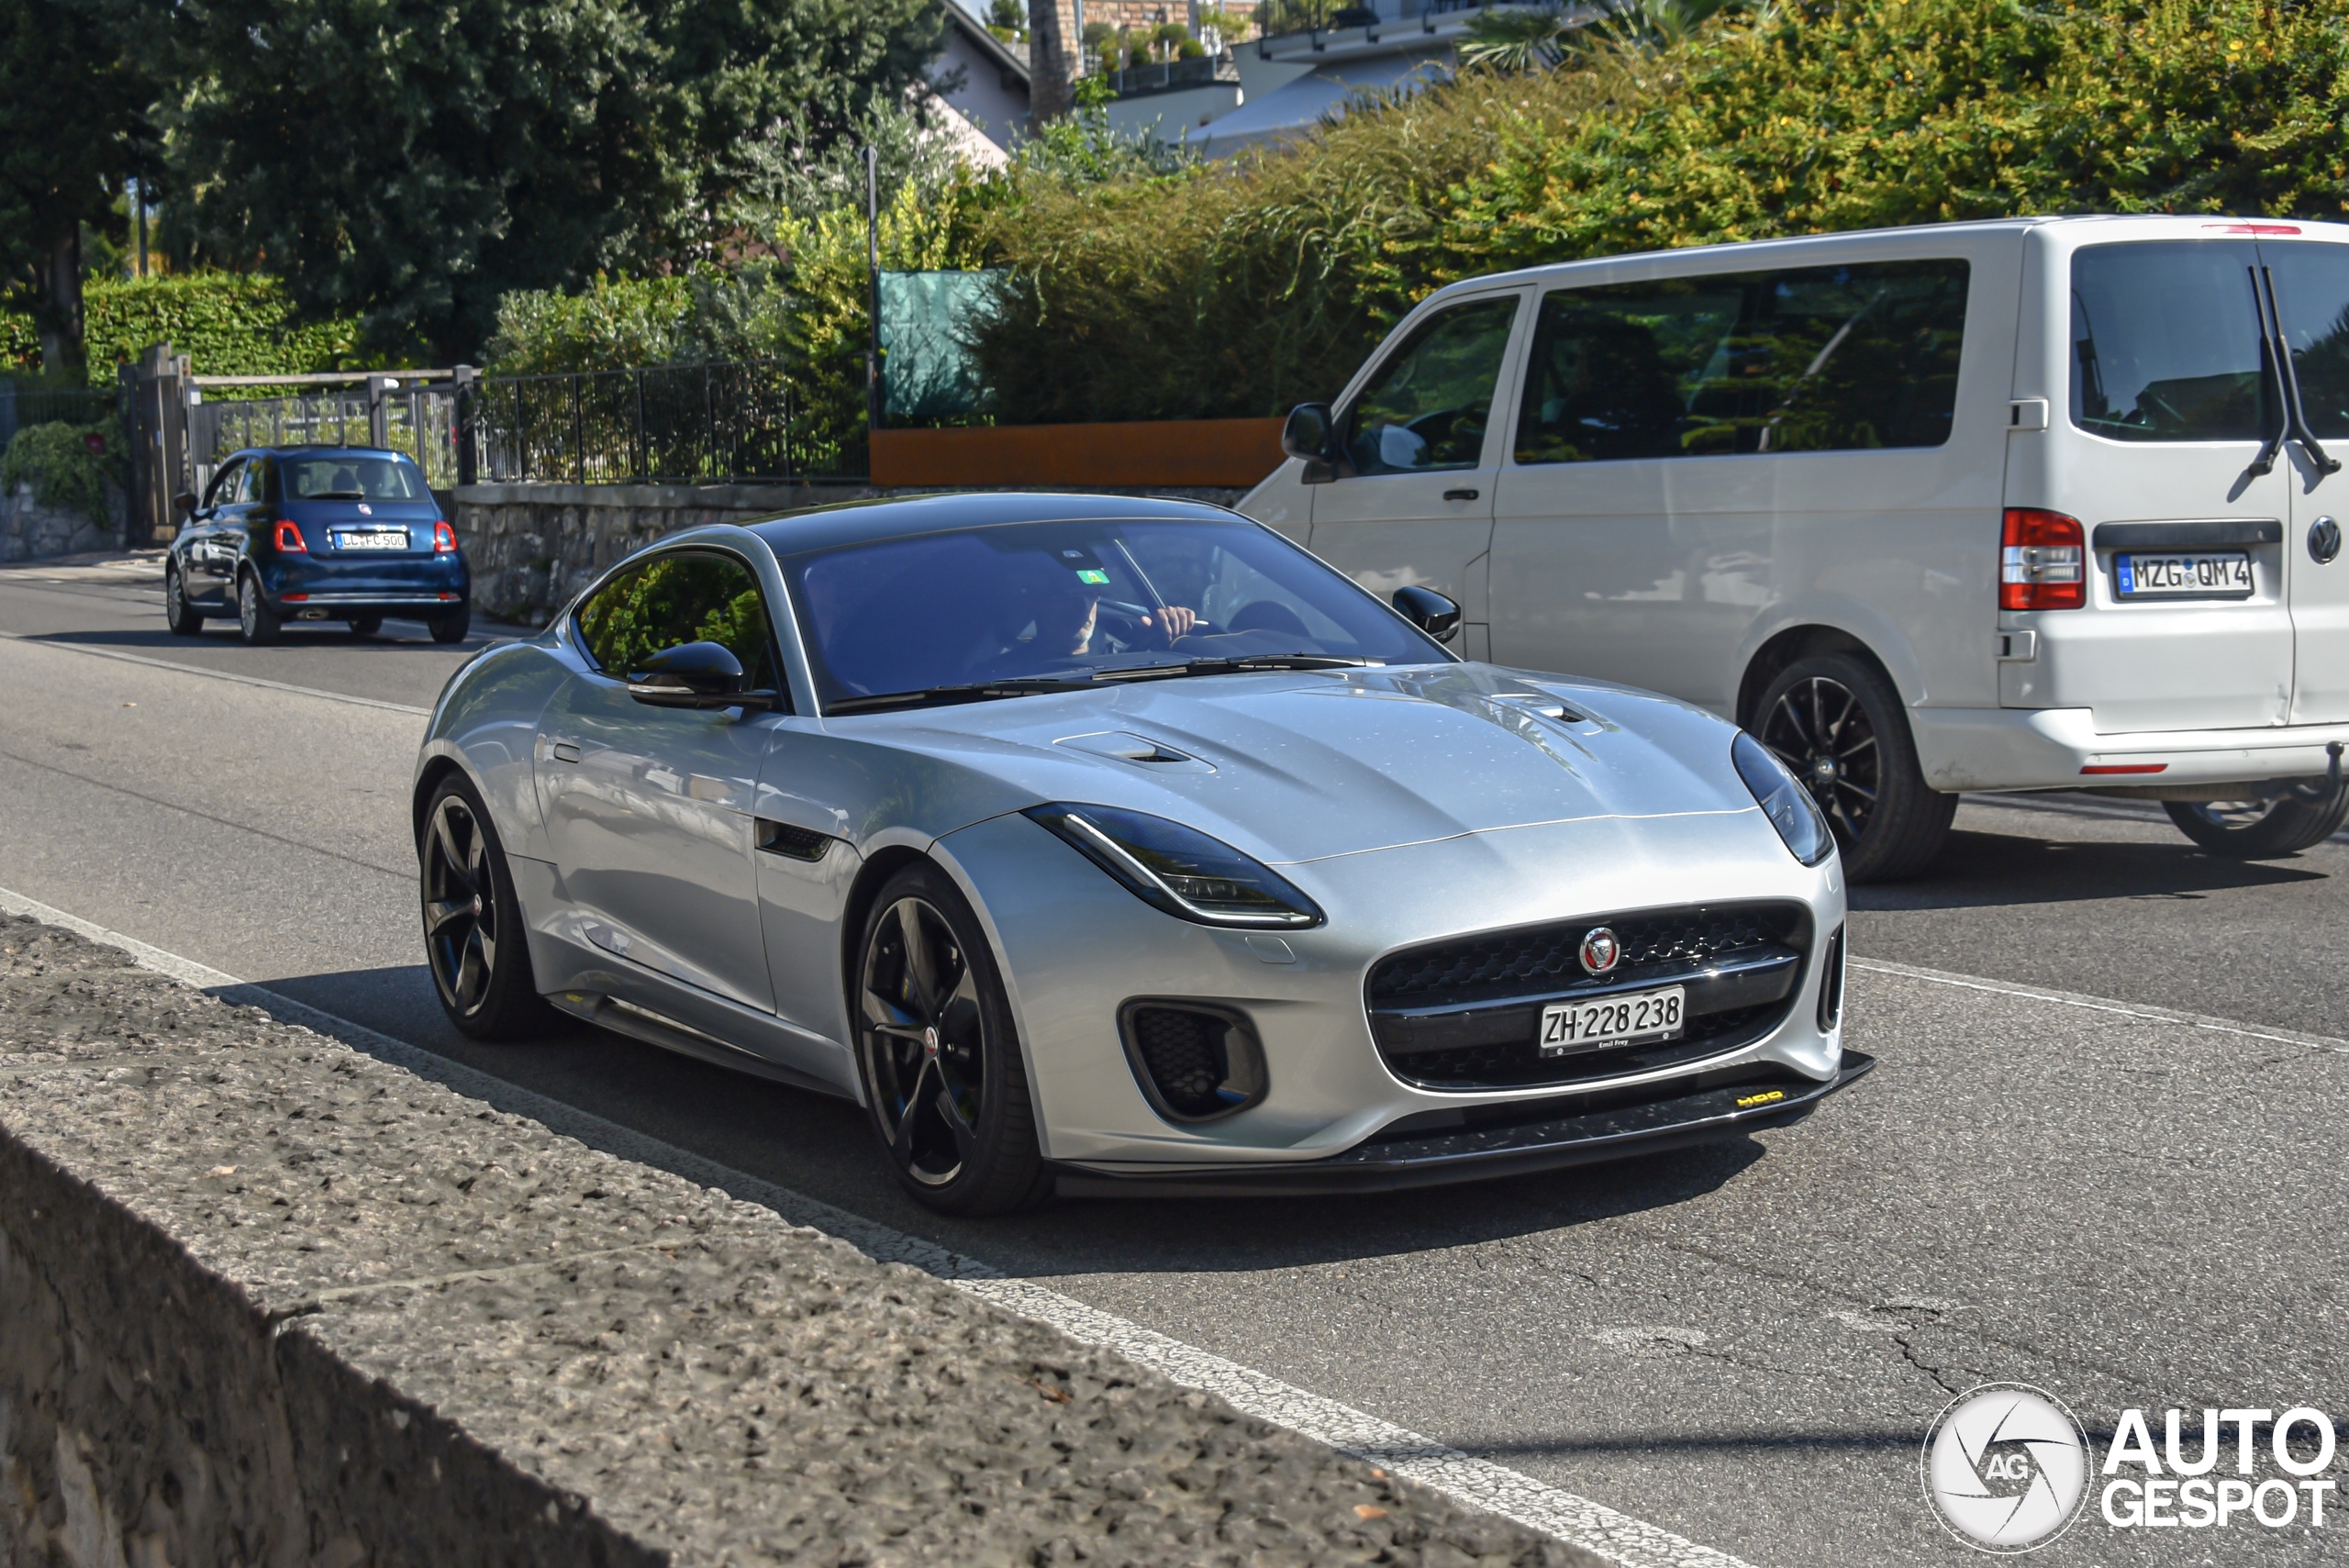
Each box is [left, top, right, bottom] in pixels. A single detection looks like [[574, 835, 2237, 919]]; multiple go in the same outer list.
[[243, 458, 273, 505], [203, 461, 243, 512], [575, 550, 784, 701], [1516, 259, 1969, 463], [1341, 297, 1521, 475]]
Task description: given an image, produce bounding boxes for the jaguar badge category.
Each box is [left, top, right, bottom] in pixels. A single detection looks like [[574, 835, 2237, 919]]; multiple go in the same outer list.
[[1579, 927, 1621, 975]]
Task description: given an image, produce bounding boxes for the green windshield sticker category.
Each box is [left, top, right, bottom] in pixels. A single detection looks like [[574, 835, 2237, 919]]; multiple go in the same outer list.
[[1075, 568, 1110, 584]]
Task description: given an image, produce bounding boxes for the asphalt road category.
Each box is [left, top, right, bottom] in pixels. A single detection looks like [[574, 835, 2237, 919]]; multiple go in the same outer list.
[[5, 553, 2345, 1566]]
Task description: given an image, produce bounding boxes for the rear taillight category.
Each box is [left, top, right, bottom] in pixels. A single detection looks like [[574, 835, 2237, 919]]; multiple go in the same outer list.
[[433, 519, 458, 553], [2000, 508, 2085, 610], [273, 519, 306, 552]]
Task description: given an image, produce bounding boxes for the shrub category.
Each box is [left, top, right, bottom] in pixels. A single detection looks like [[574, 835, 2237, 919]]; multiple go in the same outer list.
[[3, 274, 372, 385], [482, 274, 699, 374], [2, 420, 126, 526]]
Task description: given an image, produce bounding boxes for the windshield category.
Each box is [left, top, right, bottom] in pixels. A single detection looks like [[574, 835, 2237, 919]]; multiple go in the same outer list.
[[783, 517, 1448, 709], [283, 454, 429, 501]]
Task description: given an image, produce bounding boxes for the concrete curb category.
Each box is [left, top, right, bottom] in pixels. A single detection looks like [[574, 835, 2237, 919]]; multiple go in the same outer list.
[[0, 913, 1599, 1568]]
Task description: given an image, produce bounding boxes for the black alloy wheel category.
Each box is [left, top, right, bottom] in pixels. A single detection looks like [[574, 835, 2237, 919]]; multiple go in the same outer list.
[[236, 566, 281, 645], [2165, 783, 2349, 858], [1754, 651, 1954, 883], [164, 564, 203, 635], [853, 864, 1051, 1215], [419, 775, 550, 1040]]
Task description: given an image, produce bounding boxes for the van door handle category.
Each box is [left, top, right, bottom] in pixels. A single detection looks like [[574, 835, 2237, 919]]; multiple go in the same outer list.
[[1443, 488, 1480, 502]]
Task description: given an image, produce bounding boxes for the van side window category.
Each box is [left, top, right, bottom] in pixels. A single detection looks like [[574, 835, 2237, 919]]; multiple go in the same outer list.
[[1341, 297, 1520, 474], [2070, 240, 2268, 442], [1515, 260, 1969, 464]]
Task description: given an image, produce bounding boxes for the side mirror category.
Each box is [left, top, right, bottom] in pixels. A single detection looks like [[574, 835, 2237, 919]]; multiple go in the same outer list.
[[1391, 584, 1463, 644], [627, 641, 766, 709], [1281, 403, 1334, 462], [174, 491, 199, 517]]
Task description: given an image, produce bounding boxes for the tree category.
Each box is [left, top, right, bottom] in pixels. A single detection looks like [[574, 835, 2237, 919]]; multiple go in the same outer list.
[[142, 0, 941, 362], [0, 0, 151, 373]]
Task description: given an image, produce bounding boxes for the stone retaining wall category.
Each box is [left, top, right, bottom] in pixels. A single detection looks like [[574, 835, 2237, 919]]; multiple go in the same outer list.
[[1, 485, 123, 563], [0, 913, 1590, 1568], [449, 482, 1252, 626]]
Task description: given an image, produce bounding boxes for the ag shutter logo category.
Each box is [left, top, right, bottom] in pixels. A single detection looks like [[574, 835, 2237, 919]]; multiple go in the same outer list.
[[1921, 1384, 2090, 1552]]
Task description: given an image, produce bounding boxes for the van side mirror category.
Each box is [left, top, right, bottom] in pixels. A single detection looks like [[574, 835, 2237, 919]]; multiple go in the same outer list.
[[627, 641, 772, 710], [1282, 403, 1343, 483], [1391, 585, 1463, 644]]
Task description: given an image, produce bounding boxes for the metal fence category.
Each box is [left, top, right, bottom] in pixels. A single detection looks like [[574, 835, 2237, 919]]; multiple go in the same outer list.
[[180, 359, 860, 495], [0, 383, 118, 452], [470, 361, 857, 484]]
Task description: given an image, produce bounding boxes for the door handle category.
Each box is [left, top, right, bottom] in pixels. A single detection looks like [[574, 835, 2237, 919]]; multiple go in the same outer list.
[[1443, 488, 1480, 503], [551, 741, 582, 764]]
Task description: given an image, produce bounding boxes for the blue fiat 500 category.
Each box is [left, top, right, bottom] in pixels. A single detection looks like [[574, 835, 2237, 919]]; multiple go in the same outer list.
[[164, 445, 472, 644]]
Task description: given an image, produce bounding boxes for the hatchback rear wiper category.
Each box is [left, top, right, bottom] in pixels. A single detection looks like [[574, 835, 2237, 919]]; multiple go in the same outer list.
[[825, 673, 1099, 715]]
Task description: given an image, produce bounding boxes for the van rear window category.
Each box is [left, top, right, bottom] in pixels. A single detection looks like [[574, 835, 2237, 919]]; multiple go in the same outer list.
[[1514, 259, 1967, 465], [2070, 240, 2271, 442]]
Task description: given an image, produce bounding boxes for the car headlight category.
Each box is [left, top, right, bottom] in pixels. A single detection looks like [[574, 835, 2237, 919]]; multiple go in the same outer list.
[[1025, 804, 1325, 929], [1732, 731, 1836, 867]]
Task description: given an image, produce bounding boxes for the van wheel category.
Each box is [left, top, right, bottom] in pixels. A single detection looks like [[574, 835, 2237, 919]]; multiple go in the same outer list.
[[2165, 786, 2349, 858], [1755, 652, 1954, 883]]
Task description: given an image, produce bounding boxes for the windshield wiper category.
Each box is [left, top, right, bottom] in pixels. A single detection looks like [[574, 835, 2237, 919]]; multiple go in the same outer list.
[[1148, 654, 1379, 676], [825, 672, 1099, 715]]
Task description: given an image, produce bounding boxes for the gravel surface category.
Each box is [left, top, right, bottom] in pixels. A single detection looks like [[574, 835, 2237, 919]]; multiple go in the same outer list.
[[0, 913, 1598, 1567]]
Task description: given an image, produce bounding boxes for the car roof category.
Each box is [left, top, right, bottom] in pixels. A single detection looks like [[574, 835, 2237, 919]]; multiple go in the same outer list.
[[746, 491, 1250, 558], [228, 445, 408, 462]]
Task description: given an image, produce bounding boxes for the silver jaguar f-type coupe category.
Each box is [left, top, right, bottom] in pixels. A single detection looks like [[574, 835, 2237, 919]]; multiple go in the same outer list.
[[414, 493, 1868, 1213]]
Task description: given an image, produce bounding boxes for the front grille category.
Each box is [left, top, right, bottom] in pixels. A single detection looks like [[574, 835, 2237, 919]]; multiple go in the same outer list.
[[1365, 902, 1811, 1092]]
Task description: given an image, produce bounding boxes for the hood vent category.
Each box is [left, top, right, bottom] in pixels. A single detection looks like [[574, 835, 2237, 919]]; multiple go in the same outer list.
[[1056, 730, 1216, 773]]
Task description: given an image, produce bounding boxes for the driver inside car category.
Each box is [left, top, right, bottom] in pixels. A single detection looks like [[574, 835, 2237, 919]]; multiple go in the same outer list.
[[1010, 571, 1198, 663]]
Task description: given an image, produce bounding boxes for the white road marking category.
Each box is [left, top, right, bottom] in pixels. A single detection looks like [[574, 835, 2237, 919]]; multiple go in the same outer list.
[[1852, 956, 2349, 1056], [0, 628, 434, 716], [0, 884, 1751, 1568]]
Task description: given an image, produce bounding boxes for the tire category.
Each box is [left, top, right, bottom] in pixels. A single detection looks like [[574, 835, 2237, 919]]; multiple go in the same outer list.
[[418, 773, 553, 1040], [429, 606, 471, 644], [1754, 651, 1955, 883], [236, 567, 282, 645], [2165, 785, 2349, 858], [163, 564, 204, 636], [852, 863, 1052, 1216], [347, 615, 384, 638]]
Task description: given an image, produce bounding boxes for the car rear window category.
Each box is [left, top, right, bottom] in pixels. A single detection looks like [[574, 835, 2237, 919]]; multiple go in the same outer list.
[[283, 454, 429, 501], [1514, 258, 1968, 464], [2262, 242, 2349, 439], [2068, 240, 2272, 442]]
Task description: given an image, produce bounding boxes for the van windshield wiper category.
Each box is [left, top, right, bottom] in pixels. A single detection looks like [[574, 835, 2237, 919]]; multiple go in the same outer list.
[[824, 673, 1099, 715]]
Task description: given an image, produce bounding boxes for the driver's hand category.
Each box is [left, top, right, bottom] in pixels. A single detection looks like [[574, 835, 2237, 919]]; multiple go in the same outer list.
[[1141, 605, 1197, 640]]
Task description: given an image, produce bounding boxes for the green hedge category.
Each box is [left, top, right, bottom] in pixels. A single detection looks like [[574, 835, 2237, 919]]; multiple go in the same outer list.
[[3, 275, 371, 385], [1, 420, 126, 526]]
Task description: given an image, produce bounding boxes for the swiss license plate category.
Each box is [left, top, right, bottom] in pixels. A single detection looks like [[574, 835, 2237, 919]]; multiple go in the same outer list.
[[332, 528, 409, 550], [1538, 985, 1686, 1056], [2114, 551, 2252, 598]]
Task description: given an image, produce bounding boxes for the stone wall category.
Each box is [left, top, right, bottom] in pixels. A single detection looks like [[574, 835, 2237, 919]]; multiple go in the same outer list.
[[449, 481, 1252, 627], [0, 484, 123, 563]]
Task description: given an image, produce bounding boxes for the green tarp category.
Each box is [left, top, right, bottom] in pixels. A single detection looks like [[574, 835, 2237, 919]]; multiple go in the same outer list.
[[877, 270, 999, 423]]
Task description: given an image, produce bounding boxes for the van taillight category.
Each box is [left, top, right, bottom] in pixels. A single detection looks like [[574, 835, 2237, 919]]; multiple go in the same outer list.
[[273, 520, 306, 552], [433, 519, 458, 553], [2000, 509, 2084, 610]]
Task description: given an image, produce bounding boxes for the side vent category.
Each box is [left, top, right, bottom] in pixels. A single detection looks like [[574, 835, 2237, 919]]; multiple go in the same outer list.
[[1119, 1002, 1268, 1123], [756, 818, 833, 862], [1816, 924, 1845, 1032]]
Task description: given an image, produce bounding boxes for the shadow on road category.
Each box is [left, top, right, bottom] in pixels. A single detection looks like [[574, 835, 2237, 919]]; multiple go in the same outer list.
[[245, 962, 1771, 1278], [1854, 827, 2325, 912]]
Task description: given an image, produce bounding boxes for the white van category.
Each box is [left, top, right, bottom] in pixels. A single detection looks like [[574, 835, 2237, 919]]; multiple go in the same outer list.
[[1241, 216, 2349, 881]]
